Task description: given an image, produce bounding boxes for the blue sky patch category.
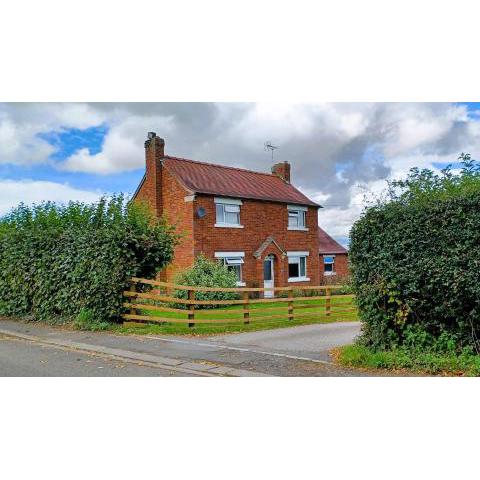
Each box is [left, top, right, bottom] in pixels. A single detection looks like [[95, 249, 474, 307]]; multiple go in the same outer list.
[[4, 122, 143, 196], [38, 124, 109, 161], [0, 162, 145, 197], [458, 102, 480, 119]]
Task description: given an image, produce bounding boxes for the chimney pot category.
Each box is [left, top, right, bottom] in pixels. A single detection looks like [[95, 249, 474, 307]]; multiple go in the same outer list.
[[143, 132, 165, 216], [271, 161, 291, 183]]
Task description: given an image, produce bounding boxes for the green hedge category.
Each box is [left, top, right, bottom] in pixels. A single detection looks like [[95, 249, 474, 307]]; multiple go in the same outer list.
[[0, 196, 177, 324], [349, 155, 480, 352]]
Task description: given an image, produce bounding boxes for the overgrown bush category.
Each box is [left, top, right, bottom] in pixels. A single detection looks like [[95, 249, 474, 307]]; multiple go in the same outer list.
[[349, 154, 480, 353], [0, 196, 177, 324], [173, 255, 239, 309]]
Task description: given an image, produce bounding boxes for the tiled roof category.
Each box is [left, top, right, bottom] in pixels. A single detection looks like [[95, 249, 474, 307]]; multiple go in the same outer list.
[[163, 156, 320, 207], [318, 227, 348, 254]]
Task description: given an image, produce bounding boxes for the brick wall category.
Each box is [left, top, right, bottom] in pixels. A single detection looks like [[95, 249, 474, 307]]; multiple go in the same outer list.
[[192, 195, 321, 287], [135, 134, 164, 216], [319, 253, 349, 283], [161, 168, 195, 281]]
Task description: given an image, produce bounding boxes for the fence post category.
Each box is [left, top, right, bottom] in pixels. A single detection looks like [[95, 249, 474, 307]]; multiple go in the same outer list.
[[187, 289, 195, 327], [129, 282, 138, 317], [288, 288, 294, 321], [325, 287, 331, 317], [243, 291, 250, 324]]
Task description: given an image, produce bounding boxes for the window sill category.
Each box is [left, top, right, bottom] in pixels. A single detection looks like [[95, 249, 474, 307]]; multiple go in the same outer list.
[[323, 272, 336, 276], [288, 227, 309, 231], [214, 223, 244, 228], [288, 277, 310, 283], [235, 281, 246, 287]]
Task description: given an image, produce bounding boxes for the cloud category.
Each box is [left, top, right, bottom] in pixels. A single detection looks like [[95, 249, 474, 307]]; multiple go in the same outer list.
[[60, 114, 175, 174], [1, 102, 480, 242], [0, 103, 106, 166], [0, 179, 101, 216]]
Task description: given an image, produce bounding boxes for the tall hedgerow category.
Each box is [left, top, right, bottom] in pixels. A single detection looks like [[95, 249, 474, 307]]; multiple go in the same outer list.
[[0, 195, 177, 324], [349, 154, 480, 353]]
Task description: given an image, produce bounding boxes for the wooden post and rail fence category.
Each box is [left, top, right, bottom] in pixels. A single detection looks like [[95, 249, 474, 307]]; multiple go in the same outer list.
[[122, 277, 356, 327]]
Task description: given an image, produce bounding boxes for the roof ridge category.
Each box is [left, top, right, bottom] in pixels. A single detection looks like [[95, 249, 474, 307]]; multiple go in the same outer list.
[[164, 155, 286, 180]]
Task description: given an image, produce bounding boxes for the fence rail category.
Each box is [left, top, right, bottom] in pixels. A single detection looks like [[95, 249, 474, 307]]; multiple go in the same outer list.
[[122, 277, 357, 327]]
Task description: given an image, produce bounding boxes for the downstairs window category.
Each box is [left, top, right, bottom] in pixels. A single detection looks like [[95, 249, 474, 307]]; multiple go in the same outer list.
[[323, 256, 335, 275], [214, 252, 245, 285], [287, 252, 309, 282]]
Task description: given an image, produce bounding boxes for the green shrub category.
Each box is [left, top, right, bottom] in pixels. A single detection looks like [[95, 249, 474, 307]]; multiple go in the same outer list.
[[349, 154, 480, 353], [74, 308, 110, 331], [173, 255, 240, 309], [0, 196, 177, 324]]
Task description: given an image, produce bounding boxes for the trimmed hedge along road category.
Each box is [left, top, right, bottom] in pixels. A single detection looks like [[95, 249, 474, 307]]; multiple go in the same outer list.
[[0, 196, 177, 329], [346, 154, 480, 375]]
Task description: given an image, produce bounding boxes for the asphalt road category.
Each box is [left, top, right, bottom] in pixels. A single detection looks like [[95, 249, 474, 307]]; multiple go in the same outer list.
[[208, 321, 362, 361], [0, 318, 367, 376], [0, 334, 195, 376]]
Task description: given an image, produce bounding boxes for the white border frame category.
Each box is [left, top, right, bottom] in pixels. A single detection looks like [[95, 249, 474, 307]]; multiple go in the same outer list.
[[214, 252, 245, 258], [214, 197, 243, 205]]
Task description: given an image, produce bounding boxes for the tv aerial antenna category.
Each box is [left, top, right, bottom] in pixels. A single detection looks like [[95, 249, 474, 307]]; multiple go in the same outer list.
[[264, 141, 279, 162]]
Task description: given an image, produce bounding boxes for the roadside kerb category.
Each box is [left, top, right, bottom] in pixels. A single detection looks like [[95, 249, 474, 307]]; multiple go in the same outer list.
[[0, 328, 269, 377]]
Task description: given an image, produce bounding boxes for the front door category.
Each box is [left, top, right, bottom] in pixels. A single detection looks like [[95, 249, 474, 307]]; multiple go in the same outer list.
[[263, 255, 274, 298]]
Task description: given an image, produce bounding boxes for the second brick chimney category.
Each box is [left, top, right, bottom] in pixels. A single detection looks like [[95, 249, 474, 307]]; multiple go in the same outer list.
[[144, 132, 165, 216], [271, 161, 291, 183]]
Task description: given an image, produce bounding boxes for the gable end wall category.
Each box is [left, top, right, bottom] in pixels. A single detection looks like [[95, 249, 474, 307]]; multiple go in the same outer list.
[[134, 164, 195, 281]]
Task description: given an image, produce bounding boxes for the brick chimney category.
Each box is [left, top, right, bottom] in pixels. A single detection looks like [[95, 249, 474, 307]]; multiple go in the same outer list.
[[144, 132, 165, 216], [271, 161, 291, 183]]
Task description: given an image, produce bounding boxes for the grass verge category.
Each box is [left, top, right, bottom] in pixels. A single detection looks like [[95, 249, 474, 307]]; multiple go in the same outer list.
[[114, 312, 357, 336], [116, 298, 358, 335], [334, 344, 480, 376]]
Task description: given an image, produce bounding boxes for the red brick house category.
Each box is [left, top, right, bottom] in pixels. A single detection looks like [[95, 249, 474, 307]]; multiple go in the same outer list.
[[318, 227, 349, 281], [133, 132, 349, 293]]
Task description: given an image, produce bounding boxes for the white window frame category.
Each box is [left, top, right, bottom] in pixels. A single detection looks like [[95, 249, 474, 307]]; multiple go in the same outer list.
[[214, 197, 244, 228], [214, 251, 246, 286], [287, 205, 308, 231], [287, 251, 310, 282], [323, 255, 336, 276]]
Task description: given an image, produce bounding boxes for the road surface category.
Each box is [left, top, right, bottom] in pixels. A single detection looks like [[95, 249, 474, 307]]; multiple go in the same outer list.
[[0, 318, 366, 376], [0, 334, 197, 376]]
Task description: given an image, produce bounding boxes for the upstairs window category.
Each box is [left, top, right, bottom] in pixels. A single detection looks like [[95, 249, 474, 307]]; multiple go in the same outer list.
[[323, 255, 335, 275], [214, 198, 243, 228], [216, 203, 240, 225], [287, 205, 308, 230], [287, 251, 310, 282]]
